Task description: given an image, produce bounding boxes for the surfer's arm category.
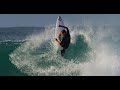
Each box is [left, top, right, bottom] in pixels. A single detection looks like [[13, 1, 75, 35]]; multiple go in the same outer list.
[[55, 38, 61, 45], [58, 33, 62, 42], [59, 25, 69, 33], [55, 38, 64, 46], [59, 25, 67, 28]]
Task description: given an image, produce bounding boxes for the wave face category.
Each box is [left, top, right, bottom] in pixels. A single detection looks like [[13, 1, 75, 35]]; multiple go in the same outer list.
[[6, 25, 120, 76]]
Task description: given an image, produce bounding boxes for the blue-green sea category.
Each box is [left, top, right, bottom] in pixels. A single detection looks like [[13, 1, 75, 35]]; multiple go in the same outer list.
[[1, 25, 120, 76]]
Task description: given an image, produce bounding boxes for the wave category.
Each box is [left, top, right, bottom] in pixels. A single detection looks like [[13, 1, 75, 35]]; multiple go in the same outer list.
[[9, 24, 120, 76]]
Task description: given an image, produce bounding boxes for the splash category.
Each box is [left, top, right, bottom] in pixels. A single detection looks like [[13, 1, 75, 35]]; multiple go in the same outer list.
[[9, 24, 120, 76]]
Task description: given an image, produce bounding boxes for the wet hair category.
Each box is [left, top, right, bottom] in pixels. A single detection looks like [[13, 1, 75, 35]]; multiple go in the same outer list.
[[61, 30, 66, 34]]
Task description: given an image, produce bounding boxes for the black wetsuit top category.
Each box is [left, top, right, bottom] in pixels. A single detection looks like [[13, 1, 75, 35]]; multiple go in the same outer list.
[[60, 28, 70, 49]]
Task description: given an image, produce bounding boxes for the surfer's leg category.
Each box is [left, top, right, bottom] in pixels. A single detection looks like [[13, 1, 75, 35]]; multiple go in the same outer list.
[[61, 49, 65, 57]]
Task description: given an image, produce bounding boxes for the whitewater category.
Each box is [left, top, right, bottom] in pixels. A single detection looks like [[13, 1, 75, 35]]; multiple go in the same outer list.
[[7, 24, 120, 76]]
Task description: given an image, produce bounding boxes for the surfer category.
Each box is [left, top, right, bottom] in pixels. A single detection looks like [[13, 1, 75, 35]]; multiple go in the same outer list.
[[55, 25, 71, 56]]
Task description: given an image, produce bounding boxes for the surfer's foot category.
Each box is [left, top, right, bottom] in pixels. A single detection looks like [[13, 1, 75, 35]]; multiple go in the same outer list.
[[61, 53, 64, 57], [61, 49, 65, 57]]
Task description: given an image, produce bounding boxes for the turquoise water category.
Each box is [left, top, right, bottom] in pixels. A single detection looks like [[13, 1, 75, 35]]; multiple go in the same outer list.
[[1, 25, 120, 76], [0, 42, 28, 76]]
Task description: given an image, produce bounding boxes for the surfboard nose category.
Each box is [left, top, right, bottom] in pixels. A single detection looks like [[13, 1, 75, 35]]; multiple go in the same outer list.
[[58, 16, 62, 21]]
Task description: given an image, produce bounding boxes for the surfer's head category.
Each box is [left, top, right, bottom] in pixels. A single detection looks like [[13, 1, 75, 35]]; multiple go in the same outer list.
[[61, 30, 67, 36]]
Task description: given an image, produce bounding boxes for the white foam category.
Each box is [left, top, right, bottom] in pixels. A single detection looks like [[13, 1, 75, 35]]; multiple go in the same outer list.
[[9, 24, 120, 76]]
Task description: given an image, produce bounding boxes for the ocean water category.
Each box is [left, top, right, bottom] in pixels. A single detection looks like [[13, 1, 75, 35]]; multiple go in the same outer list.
[[1, 25, 120, 76]]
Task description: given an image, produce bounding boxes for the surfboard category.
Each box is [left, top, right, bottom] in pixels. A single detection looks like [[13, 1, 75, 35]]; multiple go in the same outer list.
[[55, 16, 65, 42], [54, 16, 65, 53]]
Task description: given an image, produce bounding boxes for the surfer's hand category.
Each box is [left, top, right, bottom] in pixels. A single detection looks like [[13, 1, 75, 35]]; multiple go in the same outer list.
[[55, 38, 61, 45], [59, 25, 64, 27], [58, 25, 62, 27], [54, 38, 57, 41], [59, 25, 67, 28]]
